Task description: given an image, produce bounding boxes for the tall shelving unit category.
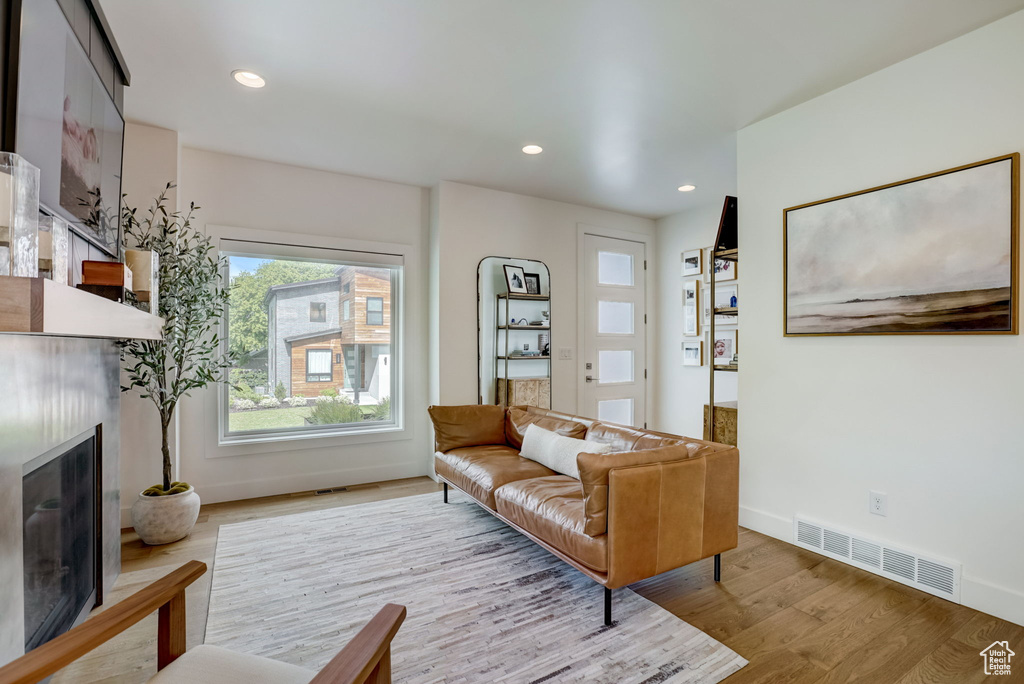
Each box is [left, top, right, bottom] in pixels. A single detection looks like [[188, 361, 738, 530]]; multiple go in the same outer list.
[[495, 292, 551, 407], [708, 196, 738, 444]]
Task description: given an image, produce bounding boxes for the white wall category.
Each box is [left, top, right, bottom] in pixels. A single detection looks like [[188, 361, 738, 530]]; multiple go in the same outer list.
[[653, 202, 738, 439], [119, 123, 180, 523], [433, 181, 656, 413], [149, 146, 433, 504], [738, 9, 1024, 625]]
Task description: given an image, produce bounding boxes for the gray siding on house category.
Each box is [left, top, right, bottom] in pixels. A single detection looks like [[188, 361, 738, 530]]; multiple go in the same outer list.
[[267, 281, 340, 394]]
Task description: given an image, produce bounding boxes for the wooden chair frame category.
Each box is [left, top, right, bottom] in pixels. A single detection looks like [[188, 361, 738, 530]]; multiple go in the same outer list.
[[0, 561, 406, 684]]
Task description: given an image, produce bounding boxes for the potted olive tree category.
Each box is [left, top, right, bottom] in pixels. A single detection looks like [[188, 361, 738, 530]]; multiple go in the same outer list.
[[119, 183, 239, 544]]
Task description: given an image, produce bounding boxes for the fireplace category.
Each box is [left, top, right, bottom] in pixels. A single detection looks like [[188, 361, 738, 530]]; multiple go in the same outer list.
[[22, 428, 101, 652]]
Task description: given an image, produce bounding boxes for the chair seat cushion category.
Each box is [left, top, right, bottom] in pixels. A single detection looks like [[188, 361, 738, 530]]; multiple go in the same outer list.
[[435, 445, 556, 509], [494, 476, 608, 572], [147, 645, 315, 684]]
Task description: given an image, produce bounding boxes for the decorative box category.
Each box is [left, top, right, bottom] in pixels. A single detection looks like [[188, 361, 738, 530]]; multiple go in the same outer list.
[[0, 152, 41, 277], [82, 260, 133, 291]]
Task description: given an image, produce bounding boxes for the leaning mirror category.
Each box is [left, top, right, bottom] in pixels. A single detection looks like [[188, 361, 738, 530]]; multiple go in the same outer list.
[[477, 257, 551, 408]]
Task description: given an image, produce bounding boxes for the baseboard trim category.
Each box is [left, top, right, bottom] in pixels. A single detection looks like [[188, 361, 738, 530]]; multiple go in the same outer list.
[[738, 504, 792, 540], [195, 463, 428, 505], [961, 576, 1024, 627], [737, 505, 1023, 627]]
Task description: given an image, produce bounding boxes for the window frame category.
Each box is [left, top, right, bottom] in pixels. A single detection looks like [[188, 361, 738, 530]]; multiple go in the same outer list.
[[366, 296, 384, 326], [309, 301, 327, 323], [216, 235, 404, 447], [305, 348, 333, 383]]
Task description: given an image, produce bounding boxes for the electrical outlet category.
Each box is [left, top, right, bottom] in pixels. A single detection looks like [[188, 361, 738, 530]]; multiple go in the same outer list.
[[869, 491, 887, 517], [558, 347, 573, 360]]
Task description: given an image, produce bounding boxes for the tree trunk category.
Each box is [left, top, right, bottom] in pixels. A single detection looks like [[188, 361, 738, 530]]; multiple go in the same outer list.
[[160, 412, 172, 492]]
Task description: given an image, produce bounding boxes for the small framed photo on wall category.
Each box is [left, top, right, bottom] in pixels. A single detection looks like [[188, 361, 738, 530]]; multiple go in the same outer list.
[[503, 264, 529, 294], [681, 249, 702, 277], [683, 279, 700, 336], [683, 340, 703, 366]]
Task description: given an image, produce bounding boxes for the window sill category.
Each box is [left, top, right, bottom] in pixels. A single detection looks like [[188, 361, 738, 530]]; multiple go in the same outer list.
[[216, 422, 405, 452]]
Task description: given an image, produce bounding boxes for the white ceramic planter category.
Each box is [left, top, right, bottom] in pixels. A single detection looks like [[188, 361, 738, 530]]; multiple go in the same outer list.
[[131, 486, 201, 545]]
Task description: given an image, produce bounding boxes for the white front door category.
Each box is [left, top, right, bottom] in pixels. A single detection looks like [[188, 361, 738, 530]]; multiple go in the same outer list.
[[582, 234, 646, 427]]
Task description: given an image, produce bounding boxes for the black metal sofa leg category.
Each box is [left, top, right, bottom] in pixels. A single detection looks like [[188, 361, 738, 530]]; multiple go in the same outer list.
[[443, 482, 448, 503], [714, 553, 721, 582], [604, 587, 612, 626]]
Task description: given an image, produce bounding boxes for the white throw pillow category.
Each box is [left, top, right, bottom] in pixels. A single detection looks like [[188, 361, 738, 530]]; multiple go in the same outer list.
[[520, 424, 614, 480]]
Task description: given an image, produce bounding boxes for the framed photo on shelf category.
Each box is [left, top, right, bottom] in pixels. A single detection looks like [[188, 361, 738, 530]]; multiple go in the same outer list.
[[683, 279, 701, 336], [712, 254, 737, 282], [523, 272, 541, 295], [681, 249, 702, 277], [503, 264, 529, 294], [712, 330, 737, 365], [683, 340, 703, 366]]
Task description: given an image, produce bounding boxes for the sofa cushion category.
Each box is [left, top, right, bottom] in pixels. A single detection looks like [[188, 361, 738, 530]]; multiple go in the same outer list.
[[520, 424, 613, 479], [147, 645, 315, 684], [495, 476, 608, 572], [428, 404, 507, 452], [435, 445, 556, 509], [505, 406, 588, 449], [576, 442, 723, 536]]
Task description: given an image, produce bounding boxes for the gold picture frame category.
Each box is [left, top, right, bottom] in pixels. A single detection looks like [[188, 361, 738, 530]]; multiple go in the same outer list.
[[783, 153, 1019, 336]]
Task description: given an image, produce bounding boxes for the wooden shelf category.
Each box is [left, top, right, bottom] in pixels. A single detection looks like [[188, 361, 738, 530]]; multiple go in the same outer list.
[[0, 276, 164, 340], [497, 325, 550, 330], [498, 355, 551, 360], [713, 248, 739, 262], [713, 307, 738, 316], [714, 364, 738, 372], [497, 293, 549, 301]]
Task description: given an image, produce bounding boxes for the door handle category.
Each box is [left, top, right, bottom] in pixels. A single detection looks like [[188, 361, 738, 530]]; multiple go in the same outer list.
[[586, 375, 595, 383]]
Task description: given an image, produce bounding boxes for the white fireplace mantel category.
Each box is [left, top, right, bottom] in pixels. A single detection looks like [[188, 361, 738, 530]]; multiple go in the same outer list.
[[0, 276, 163, 340]]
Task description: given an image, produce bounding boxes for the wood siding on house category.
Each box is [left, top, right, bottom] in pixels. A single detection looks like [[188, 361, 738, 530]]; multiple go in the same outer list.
[[289, 337, 346, 397], [339, 269, 391, 346]]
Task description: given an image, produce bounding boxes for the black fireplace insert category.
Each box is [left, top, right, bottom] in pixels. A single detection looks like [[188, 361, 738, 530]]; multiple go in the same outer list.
[[22, 429, 99, 651]]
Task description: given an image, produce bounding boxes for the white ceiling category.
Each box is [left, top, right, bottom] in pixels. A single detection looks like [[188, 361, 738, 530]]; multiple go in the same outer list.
[[103, 0, 1024, 219]]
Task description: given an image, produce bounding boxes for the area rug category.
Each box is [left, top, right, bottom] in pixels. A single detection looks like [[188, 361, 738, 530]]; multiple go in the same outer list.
[[205, 491, 746, 683]]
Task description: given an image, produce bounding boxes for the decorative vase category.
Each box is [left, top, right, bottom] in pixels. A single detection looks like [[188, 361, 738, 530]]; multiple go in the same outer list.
[[130, 485, 200, 545]]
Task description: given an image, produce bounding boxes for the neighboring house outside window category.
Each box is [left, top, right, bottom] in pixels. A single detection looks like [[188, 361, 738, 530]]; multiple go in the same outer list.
[[306, 348, 333, 382], [310, 301, 326, 322], [367, 297, 383, 325], [343, 282, 350, 294]]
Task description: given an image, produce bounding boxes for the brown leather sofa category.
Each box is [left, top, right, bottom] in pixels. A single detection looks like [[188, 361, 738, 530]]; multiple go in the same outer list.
[[428, 404, 739, 625]]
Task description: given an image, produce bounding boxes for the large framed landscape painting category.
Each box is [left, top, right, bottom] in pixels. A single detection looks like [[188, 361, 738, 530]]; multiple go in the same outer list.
[[784, 154, 1019, 336]]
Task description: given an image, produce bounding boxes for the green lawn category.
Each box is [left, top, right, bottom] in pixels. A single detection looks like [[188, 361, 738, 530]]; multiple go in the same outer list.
[[228, 404, 381, 432], [229, 406, 312, 432]]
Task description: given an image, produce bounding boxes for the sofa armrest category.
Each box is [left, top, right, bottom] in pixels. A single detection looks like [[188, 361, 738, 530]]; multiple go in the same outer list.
[[427, 404, 507, 452], [604, 447, 739, 588], [576, 442, 721, 536]]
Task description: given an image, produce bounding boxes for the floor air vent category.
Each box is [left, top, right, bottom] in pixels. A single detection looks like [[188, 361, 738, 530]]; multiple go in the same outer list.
[[314, 487, 349, 496], [793, 517, 960, 603]]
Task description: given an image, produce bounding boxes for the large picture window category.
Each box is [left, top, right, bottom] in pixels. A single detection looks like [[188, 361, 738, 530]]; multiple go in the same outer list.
[[221, 239, 401, 441]]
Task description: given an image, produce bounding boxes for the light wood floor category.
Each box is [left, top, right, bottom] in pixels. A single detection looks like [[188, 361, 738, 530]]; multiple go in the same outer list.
[[53, 476, 1020, 683]]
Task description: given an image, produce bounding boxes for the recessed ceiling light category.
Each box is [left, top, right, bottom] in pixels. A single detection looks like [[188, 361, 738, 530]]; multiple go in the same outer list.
[[232, 70, 265, 88], [677, 184, 696, 192], [522, 145, 543, 155]]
